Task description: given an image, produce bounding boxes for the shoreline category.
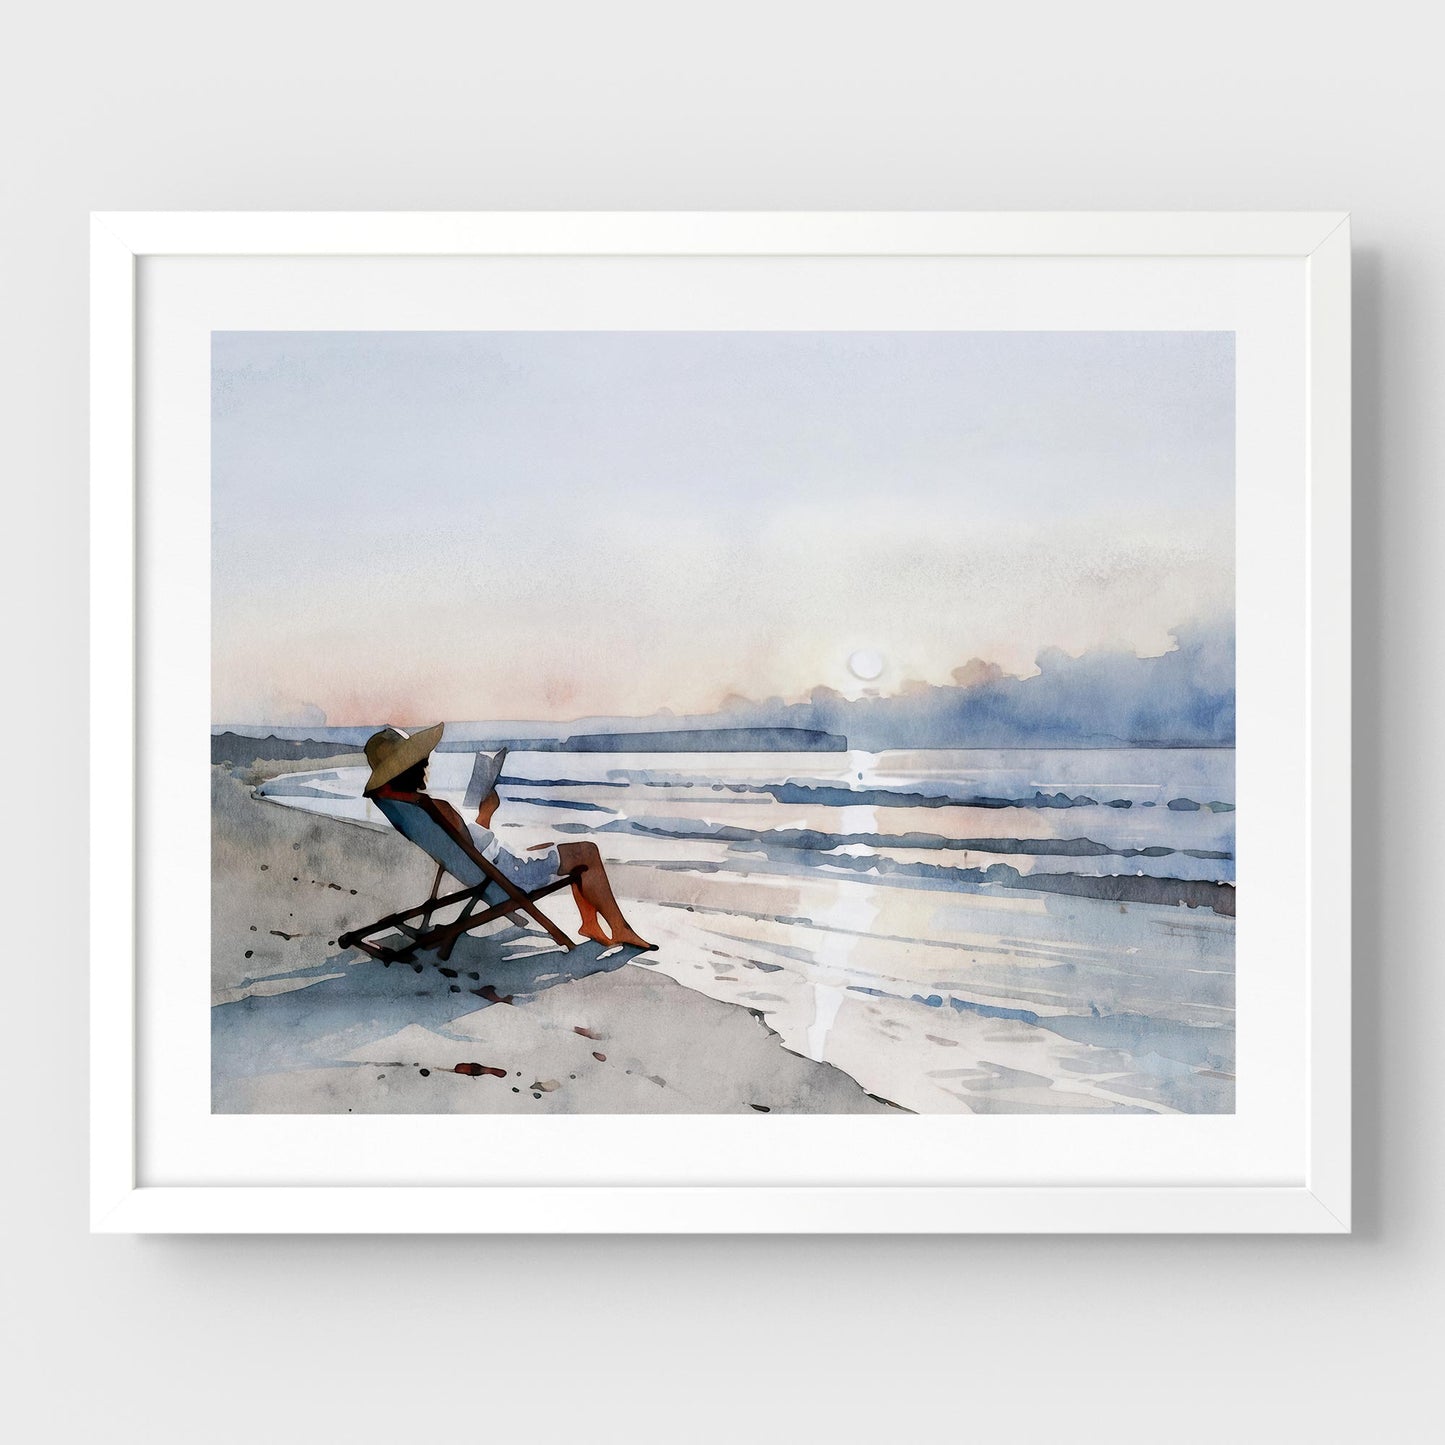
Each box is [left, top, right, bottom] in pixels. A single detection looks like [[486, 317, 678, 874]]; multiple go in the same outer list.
[[211, 761, 895, 1115]]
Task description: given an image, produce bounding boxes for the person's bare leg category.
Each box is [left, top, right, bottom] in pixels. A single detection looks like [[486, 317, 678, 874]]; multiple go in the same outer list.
[[570, 882, 604, 941], [556, 842, 655, 950]]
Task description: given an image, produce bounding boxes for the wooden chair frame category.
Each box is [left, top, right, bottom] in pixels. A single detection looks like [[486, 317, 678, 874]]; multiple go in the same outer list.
[[338, 795, 581, 963]]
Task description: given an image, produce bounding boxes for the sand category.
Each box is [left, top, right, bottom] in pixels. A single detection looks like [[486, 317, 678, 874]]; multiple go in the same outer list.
[[210, 762, 893, 1114]]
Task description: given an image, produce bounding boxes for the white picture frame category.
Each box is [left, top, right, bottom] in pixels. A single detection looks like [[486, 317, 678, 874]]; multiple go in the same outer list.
[[91, 211, 1350, 1233]]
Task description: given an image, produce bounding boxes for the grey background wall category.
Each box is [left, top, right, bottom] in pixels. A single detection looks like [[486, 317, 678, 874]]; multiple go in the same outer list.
[[4, 3, 1439, 1440]]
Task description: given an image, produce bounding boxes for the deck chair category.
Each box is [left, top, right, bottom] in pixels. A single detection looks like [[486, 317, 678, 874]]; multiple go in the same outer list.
[[337, 794, 580, 964]]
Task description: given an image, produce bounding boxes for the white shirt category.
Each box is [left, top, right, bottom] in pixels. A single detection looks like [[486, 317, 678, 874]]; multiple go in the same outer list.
[[463, 820, 562, 891]]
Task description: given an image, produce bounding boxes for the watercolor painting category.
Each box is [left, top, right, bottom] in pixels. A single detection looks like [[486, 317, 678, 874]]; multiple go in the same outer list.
[[211, 330, 1235, 1115]]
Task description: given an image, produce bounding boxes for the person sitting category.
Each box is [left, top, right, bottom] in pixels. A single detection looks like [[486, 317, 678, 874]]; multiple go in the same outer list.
[[362, 725, 655, 951]]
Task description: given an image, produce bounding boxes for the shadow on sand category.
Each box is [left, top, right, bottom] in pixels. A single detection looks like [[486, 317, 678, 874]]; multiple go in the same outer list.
[[212, 925, 649, 1084]]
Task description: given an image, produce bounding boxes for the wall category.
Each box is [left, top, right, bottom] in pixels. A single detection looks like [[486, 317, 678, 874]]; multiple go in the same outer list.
[[4, 3, 1438, 1440]]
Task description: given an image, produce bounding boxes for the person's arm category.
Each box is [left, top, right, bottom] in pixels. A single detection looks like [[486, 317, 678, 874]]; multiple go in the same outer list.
[[426, 794, 558, 883], [418, 794, 503, 866], [457, 813, 503, 863]]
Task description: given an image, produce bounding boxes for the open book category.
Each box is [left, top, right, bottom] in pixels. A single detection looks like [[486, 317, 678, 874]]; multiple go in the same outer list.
[[463, 748, 507, 811]]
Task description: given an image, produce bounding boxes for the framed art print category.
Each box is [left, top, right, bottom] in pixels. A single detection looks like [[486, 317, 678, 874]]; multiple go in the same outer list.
[[91, 212, 1351, 1232]]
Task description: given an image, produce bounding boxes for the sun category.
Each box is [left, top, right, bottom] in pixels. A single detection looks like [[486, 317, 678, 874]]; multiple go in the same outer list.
[[847, 649, 885, 682]]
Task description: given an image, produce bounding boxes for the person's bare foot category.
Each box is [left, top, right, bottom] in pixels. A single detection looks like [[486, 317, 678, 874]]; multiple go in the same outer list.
[[579, 920, 655, 951]]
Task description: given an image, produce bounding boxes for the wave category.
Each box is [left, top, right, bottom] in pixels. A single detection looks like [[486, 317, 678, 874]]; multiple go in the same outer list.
[[622, 829, 1237, 917], [738, 844, 1237, 917], [565, 817, 1235, 915], [596, 817, 1231, 864], [513, 795, 618, 813], [255, 777, 349, 800], [499, 775, 630, 789], [756, 783, 1235, 812], [513, 775, 1234, 813]]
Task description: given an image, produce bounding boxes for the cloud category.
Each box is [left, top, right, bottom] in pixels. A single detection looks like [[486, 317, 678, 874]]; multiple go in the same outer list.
[[714, 618, 1235, 748]]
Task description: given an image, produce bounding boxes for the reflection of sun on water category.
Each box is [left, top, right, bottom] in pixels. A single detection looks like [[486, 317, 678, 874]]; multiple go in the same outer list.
[[805, 795, 881, 1062]]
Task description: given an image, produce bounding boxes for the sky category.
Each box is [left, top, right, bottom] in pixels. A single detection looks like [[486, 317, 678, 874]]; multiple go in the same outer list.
[[212, 330, 1234, 726]]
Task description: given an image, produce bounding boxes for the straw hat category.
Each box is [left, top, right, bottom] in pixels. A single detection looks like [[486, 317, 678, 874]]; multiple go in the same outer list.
[[363, 723, 444, 794]]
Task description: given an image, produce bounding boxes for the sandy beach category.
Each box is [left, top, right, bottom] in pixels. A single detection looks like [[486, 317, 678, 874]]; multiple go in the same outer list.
[[211, 751, 893, 1114]]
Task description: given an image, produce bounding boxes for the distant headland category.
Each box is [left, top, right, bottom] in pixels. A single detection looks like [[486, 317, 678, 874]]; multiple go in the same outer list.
[[211, 725, 845, 767]]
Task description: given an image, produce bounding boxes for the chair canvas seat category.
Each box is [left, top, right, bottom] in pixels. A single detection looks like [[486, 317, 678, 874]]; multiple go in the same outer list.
[[337, 792, 578, 962], [372, 795, 502, 896]]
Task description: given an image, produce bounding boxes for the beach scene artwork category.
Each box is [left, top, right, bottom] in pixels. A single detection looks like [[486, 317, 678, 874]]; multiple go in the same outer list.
[[212, 330, 1235, 1115]]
